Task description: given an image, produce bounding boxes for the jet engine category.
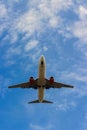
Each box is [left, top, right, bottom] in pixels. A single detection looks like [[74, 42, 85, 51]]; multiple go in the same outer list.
[[49, 77, 54, 84], [29, 77, 35, 84]]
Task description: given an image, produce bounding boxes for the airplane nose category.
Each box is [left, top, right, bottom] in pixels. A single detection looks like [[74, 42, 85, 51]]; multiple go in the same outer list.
[[41, 55, 44, 60], [40, 55, 45, 66], [39, 55, 45, 66], [41, 61, 43, 65]]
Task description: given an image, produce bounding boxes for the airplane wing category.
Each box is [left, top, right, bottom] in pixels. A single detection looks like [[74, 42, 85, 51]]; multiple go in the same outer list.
[[53, 82, 74, 88], [8, 80, 38, 89], [45, 80, 74, 89]]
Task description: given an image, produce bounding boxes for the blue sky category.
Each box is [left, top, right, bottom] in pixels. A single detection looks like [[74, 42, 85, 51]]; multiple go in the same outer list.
[[0, 0, 87, 130]]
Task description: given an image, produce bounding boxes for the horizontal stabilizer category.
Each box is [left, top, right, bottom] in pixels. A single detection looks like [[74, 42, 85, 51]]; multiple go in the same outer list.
[[28, 100, 39, 104], [28, 99, 53, 104], [42, 100, 53, 103]]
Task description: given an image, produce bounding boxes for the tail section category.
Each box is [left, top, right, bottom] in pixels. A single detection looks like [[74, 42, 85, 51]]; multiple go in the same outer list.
[[42, 100, 53, 103], [28, 100, 39, 104], [28, 99, 53, 104]]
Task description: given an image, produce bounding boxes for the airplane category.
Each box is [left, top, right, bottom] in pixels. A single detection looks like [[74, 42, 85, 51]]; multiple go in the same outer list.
[[8, 55, 74, 103]]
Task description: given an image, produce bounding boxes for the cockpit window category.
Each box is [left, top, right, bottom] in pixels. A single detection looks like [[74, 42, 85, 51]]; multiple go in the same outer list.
[[41, 61, 43, 65]]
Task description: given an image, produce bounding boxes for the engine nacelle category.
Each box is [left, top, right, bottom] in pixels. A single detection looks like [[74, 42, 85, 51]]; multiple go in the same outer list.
[[46, 87, 50, 89], [29, 77, 35, 84], [49, 77, 54, 84]]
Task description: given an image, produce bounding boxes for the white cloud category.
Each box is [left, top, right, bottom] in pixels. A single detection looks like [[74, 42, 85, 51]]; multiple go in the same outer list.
[[36, 0, 73, 27], [0, 0, 74, 44], [79, 5, 87, 19], [5, 46, 22, 60], [49, 17, 59, 28], [43, 46, 48, 51], [34, 0, 73, 14], [55, 100, 76, 111], [29, 49, 42, 62], [0, 23, 6, 34], [79, 112, 87, 130], [72, 5, 87, 43], [10, 33, 18, 44], [8, 46, 21, 55], [70, 5, 87, 58], [72, 20, 87, 43], [0, 75, 11, 98], [63, 72, 87, 83], [0, 2, 8, 34], [24, 40, 39, 51], [0, 2, 7, 18], [15, 9, 43, 37], [60, 69, 87, 97], [30, 123, 53, 130], [13, 0, 73, 37], [50, 0, 73, 11]]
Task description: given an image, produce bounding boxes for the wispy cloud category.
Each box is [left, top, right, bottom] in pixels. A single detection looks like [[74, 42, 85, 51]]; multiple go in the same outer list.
[[0, 0, 75, 65], [79, 111, 87, 130], [24, 40, 39, 52], [30, 123, 53, 130], [0, 2, 7, 18], [72, 19, 87, 43], [59, 67, 87, 97], [1, 0, 87, 99], [79, 5, 87, 20], [15, 9, 43, 37], [55, 99, 77, 111], [71, 4, 87, 57], [0, 0, 74, 39], [0, 75, 11, 98], [62, 72, 87, 83]]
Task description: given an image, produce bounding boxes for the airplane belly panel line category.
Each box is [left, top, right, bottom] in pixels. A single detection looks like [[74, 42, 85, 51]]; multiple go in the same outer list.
[[8, 55, 74, 103]]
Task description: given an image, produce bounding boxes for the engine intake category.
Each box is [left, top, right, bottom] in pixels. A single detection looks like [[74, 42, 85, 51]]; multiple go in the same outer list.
[[29, 77, 34, 84], [49, 77, 54, 84]]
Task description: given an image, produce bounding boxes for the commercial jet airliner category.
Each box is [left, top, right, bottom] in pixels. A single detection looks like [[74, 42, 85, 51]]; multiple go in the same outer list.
[[8, 55, 74, 103]]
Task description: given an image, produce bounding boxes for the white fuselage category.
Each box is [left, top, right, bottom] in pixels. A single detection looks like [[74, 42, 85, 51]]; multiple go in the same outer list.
[[37, 55, 46, 102]]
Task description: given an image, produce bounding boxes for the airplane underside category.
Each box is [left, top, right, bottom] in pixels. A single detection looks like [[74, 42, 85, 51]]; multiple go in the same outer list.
[[8, 55, 74, 103]]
